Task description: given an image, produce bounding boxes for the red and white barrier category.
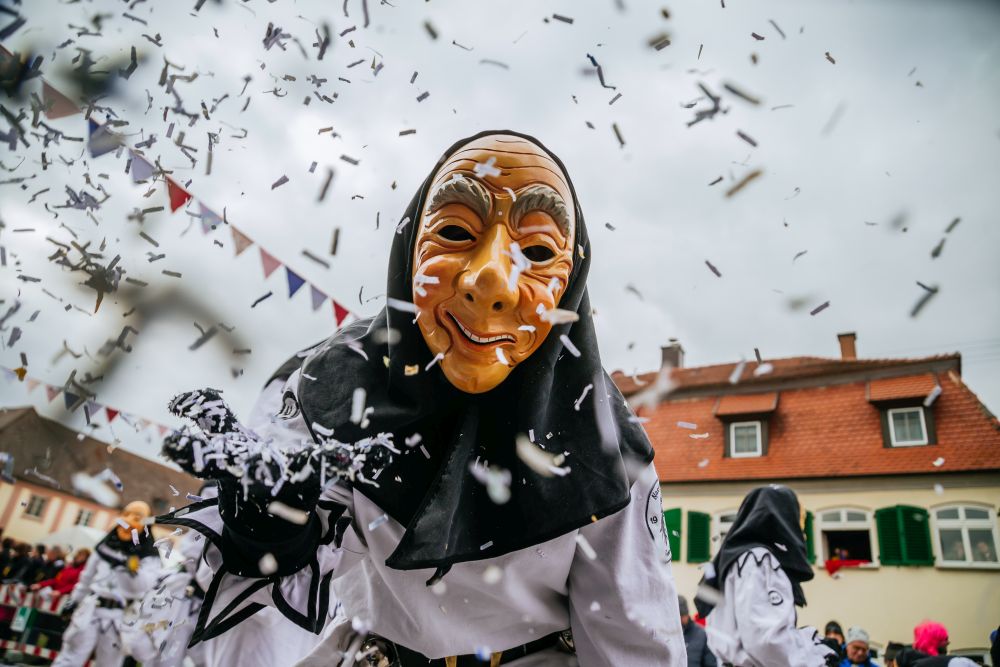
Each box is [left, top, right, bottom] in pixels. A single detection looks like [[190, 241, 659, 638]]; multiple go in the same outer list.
[[0, 583, 70, 614], [0, 639, 93, 666]]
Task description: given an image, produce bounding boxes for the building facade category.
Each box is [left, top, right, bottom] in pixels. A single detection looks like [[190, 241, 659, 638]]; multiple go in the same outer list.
[[614, 333, 1000, 651]]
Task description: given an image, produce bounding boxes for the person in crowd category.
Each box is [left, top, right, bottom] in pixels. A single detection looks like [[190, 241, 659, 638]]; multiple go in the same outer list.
[[883, 641, 904, 667], [840, 627, 877, 667], [0, 537, 14, 573], [700, 485, 834, 666], [679, 595, 716, 667], [913, 622, 949, 658], [2, 542, 31, 582], [40, 545, 66, 580], [52, 501, 162, 667], [30, 549, 90, 595], [823, 621, 846, 662]]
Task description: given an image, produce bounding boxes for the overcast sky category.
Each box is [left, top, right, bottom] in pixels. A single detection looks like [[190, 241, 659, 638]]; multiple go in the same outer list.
[[2, 0, 998, 461]]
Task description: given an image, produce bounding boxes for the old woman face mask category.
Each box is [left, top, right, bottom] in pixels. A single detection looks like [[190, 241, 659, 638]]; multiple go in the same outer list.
[[412, 134, 576, 394]]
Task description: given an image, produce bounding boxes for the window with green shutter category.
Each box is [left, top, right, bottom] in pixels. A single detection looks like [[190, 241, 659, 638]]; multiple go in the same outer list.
[[804, 511, 816, 564], [687, 511, 711, 563], [663, 509, 682, 562], [876, 505, 934, 566]]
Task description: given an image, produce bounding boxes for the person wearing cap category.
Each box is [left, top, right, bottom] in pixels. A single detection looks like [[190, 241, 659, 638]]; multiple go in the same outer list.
[[840, 627, 878, 667], [679, 595, 717, 667]]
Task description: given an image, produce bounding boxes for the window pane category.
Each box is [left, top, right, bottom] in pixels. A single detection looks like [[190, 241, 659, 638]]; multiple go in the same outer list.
[[965, 508, 989, 520], [821, 511, 840, 522], [968, 529, 998, 562], [936, 508, 960, 520], [845, 511, 866, 522], [938, 528, 966, 561], [733, 425, 759, 454], [891, 409, 925, 443]]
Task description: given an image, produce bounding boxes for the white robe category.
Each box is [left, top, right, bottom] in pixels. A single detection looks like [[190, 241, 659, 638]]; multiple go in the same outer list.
[[161, 372, 685, 666], [705, 547, 834, 667]]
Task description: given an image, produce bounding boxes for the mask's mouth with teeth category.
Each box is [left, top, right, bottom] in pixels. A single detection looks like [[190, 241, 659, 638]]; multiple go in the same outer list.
[[447, 311, 516, 346]]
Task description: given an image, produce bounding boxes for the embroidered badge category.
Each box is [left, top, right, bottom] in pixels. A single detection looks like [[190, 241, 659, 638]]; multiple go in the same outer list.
[[645, 481, 671, 563], [277, 389, 301, 420], [768, 589, 783, 606]]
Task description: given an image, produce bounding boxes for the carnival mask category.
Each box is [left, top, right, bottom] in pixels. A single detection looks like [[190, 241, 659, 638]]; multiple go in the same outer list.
[[412, 135, 576, 393], [117, 500, 151, 541]]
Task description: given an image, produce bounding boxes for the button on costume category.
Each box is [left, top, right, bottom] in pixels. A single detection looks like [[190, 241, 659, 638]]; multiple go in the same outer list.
[[53, 501, 162, 667], [158, 131, 686, 666]]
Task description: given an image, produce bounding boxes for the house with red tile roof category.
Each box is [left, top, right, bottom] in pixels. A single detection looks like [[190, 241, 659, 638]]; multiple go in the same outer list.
[[613, 333, 1000, 652]]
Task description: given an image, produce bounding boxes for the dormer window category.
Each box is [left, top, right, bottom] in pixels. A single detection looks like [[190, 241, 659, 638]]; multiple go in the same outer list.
[[730, 421, 762, 457], [888, 407, 928, 446]]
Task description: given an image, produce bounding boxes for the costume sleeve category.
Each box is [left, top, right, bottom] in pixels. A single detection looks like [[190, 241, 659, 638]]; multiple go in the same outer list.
[[567, 463, 686, 667], [70, 553, 98, 604], [730, 552, 834, 667], [156, 374, 364, 644]]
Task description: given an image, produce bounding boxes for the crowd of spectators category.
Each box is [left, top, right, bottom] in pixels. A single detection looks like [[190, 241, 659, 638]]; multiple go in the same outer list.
[[0, 537, 90, 594], [821, 619, 1000, 667]]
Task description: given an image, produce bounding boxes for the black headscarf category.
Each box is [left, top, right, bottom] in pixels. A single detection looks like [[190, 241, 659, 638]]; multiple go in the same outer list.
[[278, 130, 653, 573], [93, 526, 158, 566], [697, 485, 813, 614]]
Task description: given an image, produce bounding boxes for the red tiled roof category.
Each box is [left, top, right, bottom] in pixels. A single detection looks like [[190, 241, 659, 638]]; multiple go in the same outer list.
[[868, 373, 937, 402], [612, 354, 961, 396], [631, 369, 1000, 483], [714, 392, 779, 417]]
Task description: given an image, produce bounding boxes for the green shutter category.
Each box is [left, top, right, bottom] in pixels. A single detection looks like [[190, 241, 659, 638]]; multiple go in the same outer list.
[[804, 511, 816, 564], [899, 505, 934, 565], [687, 511, 711, 563], [663, 509, 682, 562], [876, 505, 933, 566]]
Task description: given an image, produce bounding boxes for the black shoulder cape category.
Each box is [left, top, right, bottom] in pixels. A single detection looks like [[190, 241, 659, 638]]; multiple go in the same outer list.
[[94, 527, 158, 567], [274, 130, 654, 573], [696, 485, 814, 616]]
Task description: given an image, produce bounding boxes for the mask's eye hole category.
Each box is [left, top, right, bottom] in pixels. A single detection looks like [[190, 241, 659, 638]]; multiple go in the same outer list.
[[438, 225, 475, 242], [522, 245, 556, 262]]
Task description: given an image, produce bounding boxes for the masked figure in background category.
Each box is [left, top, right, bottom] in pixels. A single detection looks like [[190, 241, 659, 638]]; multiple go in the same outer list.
[[698, 485, 835, 667], [53, 501, 162, 667], [159, 131, 685, 666]]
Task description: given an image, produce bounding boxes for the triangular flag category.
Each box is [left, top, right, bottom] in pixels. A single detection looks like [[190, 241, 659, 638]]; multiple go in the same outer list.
[[45, 385, 61, 403], [310, 284, 327, 311], [156, 425, 169, 437], [129, 150, 155, 182], [231, 227, 253, 256], [199, 202, 223, 234], [42, 81, 79, 119], [64, 391, 81, 411], [166, 178, 193, 213], [138, 418, 151, 430], [0, 368, 14, 382], [88, 119, 121, 157], [333, 300, 350, 326], [105, 407, 119, 423], [286, 267, 306, 297], [26, 378, 41, 394], [85, 400, 102, 419], [260, 248, 281, 278]]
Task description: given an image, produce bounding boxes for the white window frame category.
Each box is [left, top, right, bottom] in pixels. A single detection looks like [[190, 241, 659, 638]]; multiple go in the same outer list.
[[931, 503, 1000, 570], [887, 406, 928, 446], [815, 506, 879, 567], [75, 509, 94, 527], [711, 510, 739, 556], [24, 494, 47, 519], [729, 421, 763, 458]]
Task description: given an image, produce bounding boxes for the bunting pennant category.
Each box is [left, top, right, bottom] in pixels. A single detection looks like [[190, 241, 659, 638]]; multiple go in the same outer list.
[[26, 378, 41, 394], [42, 81, 79, 120], [310, 284, 327, 311], [231, 227, 253, 256], [85, 400, 102, 420], [88, 119, 121, 157], [129, 150, 156, 182], [166, 178, 193, 212], [157, 425, 169, 437], [138, 418, 151, 430], [44, 386, 61, 403], [333, 300, 350, 326], [286, 267, 306, 297], [0, 368, 15, 382], [105, 407, 119, 423], [63, 391, 81, 411], [199, 203, 223, 234], [260, 248, 281, 278]]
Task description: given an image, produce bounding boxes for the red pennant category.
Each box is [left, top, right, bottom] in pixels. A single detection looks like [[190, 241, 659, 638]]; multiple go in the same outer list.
[[167, 178, 193, 212], [105, 407, 119, 423], [44, 385, 61, 403], [156, 425, 169, 437], [259, 248, 281, 278], [333, 300, 350, 326], [42, 81, 79, 120], [231, 227, 253, 256]]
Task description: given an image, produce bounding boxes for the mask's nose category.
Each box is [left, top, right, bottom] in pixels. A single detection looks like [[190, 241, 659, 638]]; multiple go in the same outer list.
[[458, 224, 518, 313]]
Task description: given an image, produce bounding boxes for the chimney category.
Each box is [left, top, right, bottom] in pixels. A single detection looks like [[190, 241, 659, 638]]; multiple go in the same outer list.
[[661, 339, 685, 369], [838, 332, 857, 360]]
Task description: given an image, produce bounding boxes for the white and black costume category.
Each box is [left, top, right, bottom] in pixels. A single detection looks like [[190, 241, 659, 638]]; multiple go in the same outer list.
[[53, 529, 161, 667], [157, 131, 685, 666], [699, 486, 834, 667]]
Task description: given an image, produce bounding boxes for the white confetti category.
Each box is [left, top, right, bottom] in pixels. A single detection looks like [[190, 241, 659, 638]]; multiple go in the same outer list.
[[405, 433, 422, 448], [71, 472, 120, 506], [258, 553, 278, 575], [496, 347, 509, 365], [267, 501, 309, 525], [386, 297, 417, 313], [689, 432, 710, 440], [933, 483, 944, 495], [431, 580, 447, 596], [560, 334, 581, 357], [350, 387, 366, 424], [575, 534, 597, 560], [589, 601, 601, 612], [425, 352, 444, 371], [924, 385, 942, 407], [131, 528, 139, 545], [676, 421, 697, 430], [697, 459, 710, 468], [518, 324, 536, 332], [773, 542, 787, 552], [574, 383, 593, 411], [395, 216, 411, 234], [367, 513, 389, 531], [515, 434, 557, 477], [169, 484, 180, 496], [539, 307, 579, 325], [932, 457, 945, 467], [753, 363, 774, 377], [480, 540, 494, 551], [728, 359, 747, 384], [482, 565, 502, 584]]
